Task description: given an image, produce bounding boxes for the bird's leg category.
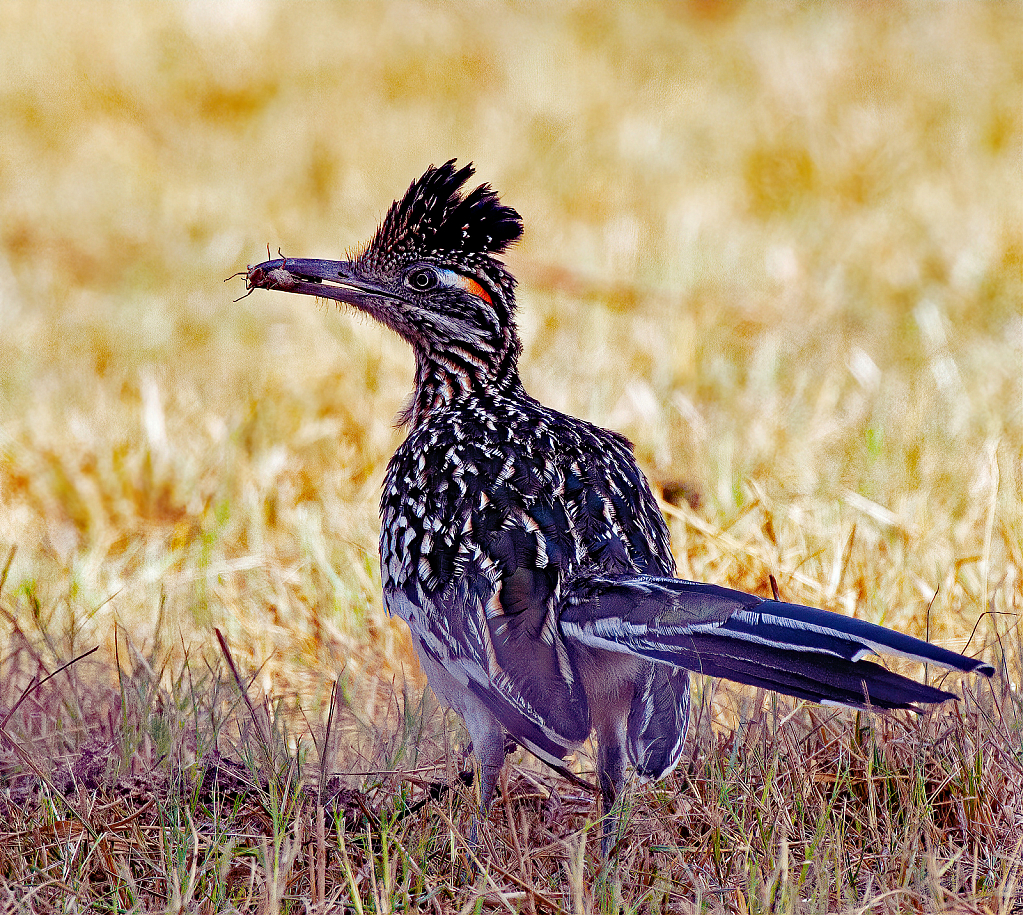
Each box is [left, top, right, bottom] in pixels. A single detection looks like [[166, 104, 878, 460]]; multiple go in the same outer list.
[[596, 733, 627, 858], [468, 729, 508, 850]]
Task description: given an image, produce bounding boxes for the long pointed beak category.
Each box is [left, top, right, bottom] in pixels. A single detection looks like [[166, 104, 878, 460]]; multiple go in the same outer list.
[[243, 257, 399, 308]]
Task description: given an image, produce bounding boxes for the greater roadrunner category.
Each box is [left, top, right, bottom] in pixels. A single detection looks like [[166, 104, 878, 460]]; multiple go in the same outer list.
[[243, 161, 993, 852]]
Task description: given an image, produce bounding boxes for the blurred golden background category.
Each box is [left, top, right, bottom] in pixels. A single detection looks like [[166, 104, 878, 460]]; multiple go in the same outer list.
[[1, 1, 1019, 711]]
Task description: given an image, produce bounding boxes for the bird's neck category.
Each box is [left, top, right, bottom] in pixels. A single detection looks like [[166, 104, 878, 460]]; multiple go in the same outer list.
[[402, 345, 524, 428]]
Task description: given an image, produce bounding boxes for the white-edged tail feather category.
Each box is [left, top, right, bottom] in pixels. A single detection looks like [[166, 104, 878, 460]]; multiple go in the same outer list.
[[563, 576, 993, 712]]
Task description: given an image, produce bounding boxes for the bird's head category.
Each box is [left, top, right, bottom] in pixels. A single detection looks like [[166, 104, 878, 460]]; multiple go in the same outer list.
[[244, 161, 525, 405]]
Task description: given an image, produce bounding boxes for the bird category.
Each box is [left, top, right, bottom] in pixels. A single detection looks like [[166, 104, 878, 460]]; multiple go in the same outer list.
[[242, 160, 994, 854]]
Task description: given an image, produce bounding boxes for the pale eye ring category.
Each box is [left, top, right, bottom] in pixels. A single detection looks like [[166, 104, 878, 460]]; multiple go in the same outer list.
[[405, 266, 439, 291]]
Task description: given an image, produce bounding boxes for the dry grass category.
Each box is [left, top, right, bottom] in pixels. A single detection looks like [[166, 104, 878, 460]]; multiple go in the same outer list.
[[0, 1, 1020, 912]]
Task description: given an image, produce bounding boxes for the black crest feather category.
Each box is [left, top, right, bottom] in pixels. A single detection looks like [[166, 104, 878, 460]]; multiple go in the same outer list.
[[363, 161, 523, 272]]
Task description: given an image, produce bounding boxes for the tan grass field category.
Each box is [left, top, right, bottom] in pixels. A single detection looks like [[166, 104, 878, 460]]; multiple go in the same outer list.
[[0, 2, 1020, 912]]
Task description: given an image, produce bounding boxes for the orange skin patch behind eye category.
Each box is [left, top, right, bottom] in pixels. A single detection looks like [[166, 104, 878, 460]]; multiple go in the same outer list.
[[435, 266, 494, 305], [456, 274, 493, 305]]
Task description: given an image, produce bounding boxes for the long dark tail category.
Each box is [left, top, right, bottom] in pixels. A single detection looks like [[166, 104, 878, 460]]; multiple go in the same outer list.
[[562, 577, 994, 712]]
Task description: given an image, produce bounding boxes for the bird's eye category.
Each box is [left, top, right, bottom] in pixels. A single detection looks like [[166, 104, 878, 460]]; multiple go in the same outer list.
[[405, 267, 439, 292]]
